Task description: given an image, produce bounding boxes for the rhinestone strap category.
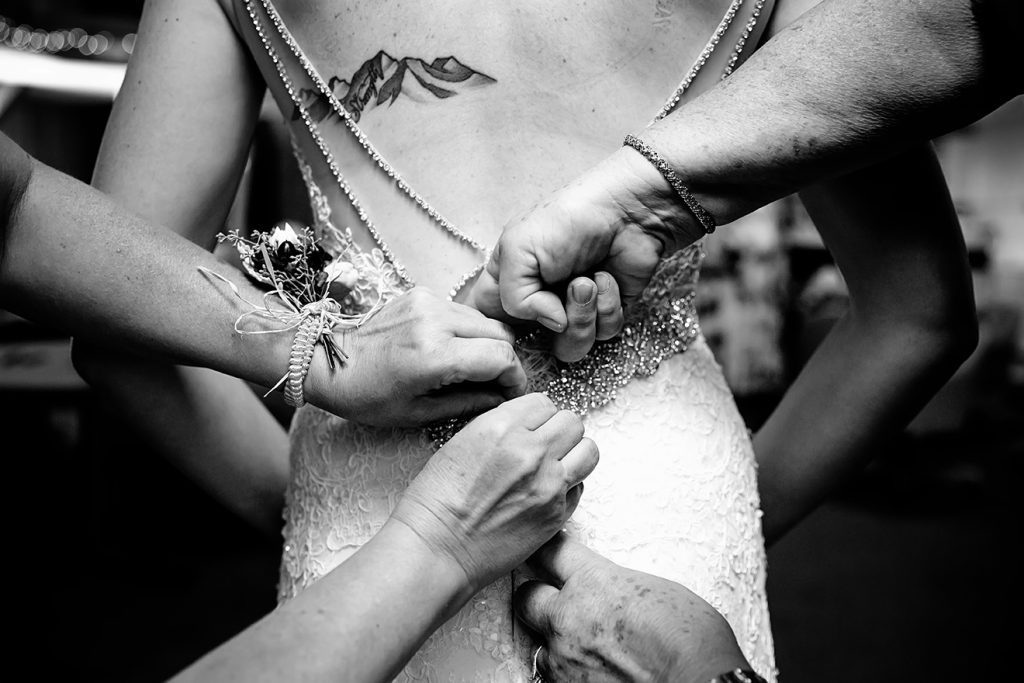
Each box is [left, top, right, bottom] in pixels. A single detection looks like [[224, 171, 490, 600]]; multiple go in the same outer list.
[[653, 0, 768, 123], [623, 134, 717, 235], [652, 0, 745, 123], [721, 0, 770, 79]]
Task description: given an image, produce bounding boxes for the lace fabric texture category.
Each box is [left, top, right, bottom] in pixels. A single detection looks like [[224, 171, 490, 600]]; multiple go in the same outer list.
[[277, 164, 777, 681]]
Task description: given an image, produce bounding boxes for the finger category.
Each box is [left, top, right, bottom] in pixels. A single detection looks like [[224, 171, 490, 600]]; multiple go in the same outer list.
[[488, 392, 558, 430], [448, 302, 517, 345], [528, 531, 606, 586], [462, 271, 522, 325], [564, 482, 584, 518], [513, 580, 560, 636], [416, 391, 506, 425], [594, 272, 625, 341], [498, 243, 568, 333], [532, 409, 585, 454], [445, 338, 527, 397], [558, 436, 599, 486], [551, 277, 598, 363], [485, 241, 502, 280]]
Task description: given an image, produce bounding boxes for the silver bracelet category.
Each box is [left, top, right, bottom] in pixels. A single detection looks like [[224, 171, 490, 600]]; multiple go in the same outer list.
[[623, 134, 717, 235]]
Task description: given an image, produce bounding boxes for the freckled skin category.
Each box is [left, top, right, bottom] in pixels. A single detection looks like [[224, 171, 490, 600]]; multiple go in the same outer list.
[[517, 536, 751, 682]]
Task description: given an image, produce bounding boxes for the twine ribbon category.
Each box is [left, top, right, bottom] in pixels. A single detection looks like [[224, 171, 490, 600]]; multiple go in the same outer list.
[[198, 266, 385, 397]]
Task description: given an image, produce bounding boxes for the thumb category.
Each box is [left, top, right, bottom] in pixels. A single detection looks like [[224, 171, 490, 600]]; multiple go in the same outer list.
[[466, 269, 517, 324], [527, 532, 605, 586]]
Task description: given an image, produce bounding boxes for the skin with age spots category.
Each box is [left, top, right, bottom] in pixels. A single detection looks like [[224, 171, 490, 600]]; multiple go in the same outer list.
[[516, 534, 750, 682]]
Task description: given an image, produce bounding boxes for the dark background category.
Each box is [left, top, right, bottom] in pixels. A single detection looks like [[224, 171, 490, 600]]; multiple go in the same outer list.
[[2, 2, 1022, 680]]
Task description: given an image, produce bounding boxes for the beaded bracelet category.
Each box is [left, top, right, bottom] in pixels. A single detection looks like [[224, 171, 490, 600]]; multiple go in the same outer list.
[[282, 299, 343, 408], [623, 134, 717, 235], [283, 315, 319, 408]]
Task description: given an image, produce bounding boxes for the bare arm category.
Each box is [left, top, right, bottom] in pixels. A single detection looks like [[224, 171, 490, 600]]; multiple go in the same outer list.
[[74, 0, 289, 533], [642, 0, 1023, 235], [726, 0, 979, 541], [755, 144, 977, 542], [172, 395, 599, 683], [0, 134, 296, 381]]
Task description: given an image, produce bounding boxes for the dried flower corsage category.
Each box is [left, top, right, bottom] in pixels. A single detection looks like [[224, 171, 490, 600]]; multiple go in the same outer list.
[[199, 221, 383, 407]]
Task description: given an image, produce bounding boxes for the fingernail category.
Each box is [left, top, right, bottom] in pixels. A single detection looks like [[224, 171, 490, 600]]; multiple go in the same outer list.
[[539, 316, 565, 333], [571, 282, 595, 305], [595, 273, 611, 294]]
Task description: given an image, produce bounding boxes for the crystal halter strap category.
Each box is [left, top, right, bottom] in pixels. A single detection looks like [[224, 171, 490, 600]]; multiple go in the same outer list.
[[243, 0, 770, 300]]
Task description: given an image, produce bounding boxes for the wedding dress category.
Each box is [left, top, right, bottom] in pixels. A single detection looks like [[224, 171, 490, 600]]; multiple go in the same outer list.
[[242, 0, 779, 680]]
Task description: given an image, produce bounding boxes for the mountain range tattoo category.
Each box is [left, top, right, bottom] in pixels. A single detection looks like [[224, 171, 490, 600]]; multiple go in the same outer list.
[[294, 50, 497, 123]]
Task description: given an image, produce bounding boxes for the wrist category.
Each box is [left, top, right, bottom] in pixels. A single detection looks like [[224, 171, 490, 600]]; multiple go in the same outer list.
[[383, 515, 477, 612], [300, 331, 353, 418], [660, 615, 751, 683], [602, 146, 709, 253]]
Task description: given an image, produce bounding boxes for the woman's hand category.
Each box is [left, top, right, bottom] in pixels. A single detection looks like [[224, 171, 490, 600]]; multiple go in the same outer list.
[[515, 533, 751, 683], [391, 393, 599, 592], [307, 287, 527, 426], [470, 269, 625, 363], [469, 148, 696, 362]]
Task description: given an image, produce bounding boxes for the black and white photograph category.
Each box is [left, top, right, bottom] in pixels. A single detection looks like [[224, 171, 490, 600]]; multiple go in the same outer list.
[[1, 0, 1021, 681]]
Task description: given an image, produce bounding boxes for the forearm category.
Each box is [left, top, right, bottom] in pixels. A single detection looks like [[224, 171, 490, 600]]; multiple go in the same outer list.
[[1, 156, 302, 386], [753, 145, 976, 542], [72, 347, 290, 534], [633, 0, 1020, 237], [172, 518, 473, 683], [754, 313, 968, 542], [0, 149, 300, 532]]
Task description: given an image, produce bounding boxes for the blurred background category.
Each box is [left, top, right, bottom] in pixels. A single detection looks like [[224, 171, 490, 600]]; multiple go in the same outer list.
[[1, 1, 1021, 680]]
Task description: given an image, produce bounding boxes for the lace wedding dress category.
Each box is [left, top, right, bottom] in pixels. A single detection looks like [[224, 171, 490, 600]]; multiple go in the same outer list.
[[242, 0, 779, 680]]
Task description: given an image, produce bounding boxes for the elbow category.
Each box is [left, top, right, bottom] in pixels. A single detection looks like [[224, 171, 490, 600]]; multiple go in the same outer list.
[[945, 311, 980, 368], [933, 294, 980, 370], [929, 320, 978, 379], [893, 302, 979, 378], [854, 287, 979, 379]]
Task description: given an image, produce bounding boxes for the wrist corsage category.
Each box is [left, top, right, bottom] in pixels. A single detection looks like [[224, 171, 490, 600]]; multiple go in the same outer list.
[[200, 222, 383, 407]]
